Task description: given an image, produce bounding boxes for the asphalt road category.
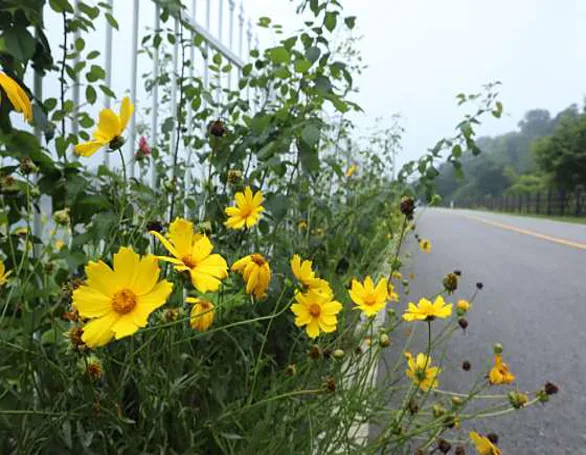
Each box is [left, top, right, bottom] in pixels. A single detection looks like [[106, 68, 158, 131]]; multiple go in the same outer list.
[[382, 208, 586, 454]]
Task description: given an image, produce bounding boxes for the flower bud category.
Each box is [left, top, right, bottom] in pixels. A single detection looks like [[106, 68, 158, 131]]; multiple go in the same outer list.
[[400, 196, 415, 219], [146, 220, 163, 233], [208, 119, 226, 137], [408, 398, 419, 414], [455, 446, 466, 455], [432, 404, 446, 418], [437, 438, 451, 454], [493, 343, 503, 354], [308, 345, 321, 359], [379, 333, 391, 348], [508, 391, 529, 409], [487, 433, 499, 444], [456, 299, 470, 314], [458, 318, 468, 330], [443, 272, 458, 294], [451, 396, 463, 407], [462, 360, 471, 371], [19, 156, 38, 175], [325, 377, 336, 392], [285, 364, 297, 376], [332, 349, 345, 360], [544, 381, 559, 396], [476, 282, 484, 290], [227, 169, 242, 183], [53, 208, 70, 227]]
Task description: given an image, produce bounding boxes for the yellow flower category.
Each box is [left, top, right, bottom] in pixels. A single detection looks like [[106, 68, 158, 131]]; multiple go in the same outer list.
[[489, 354, 515, 385], [231, 253, 271, 299], [150, 218, 228, 293], [346, 164, 358, 177], [308, 277, 334, 298], [187, 297, 215, 332], [457, 299, 470, 312], [224, 186, 264, 229], [0, 72, 32, 122], [388, 282, 399, 302], [349, 276, 389, 317], [0, 260, 12, 287], [14, 227, 28, 236], [469, 432, 502, 455], [405, 351, 440, 391], [290, 289, 342, 338], [55, 240, 65, 251], [298, 220, 308, 230], [391, 271, 403, 281], [403, 296, 452, 322], [74, 96, 134, 157], [290, 254, 316, 287], [72, 246, 173, 348], [420, 239, 431, 253]]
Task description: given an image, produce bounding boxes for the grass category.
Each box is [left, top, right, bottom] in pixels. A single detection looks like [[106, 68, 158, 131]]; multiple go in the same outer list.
[[457, 207, 586, 225]]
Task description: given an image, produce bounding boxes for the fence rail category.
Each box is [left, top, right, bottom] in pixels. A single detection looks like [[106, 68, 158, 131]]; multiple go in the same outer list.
[[454, 189, 586, 218]]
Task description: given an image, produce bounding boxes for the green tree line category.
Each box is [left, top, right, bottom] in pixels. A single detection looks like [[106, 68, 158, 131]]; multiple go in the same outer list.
[[435, 101, 586, 202]]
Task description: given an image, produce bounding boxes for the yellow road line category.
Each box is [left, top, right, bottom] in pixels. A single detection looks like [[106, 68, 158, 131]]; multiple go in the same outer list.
[[462, 214, 586, 251]]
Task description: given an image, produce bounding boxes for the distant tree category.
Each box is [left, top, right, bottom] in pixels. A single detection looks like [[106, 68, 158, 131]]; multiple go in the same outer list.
[[533, 113, 586, 190], [517, 109, 552, 137]]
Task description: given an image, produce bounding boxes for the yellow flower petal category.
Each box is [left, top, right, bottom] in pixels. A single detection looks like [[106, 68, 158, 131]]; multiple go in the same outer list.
[[74, 140, 106, 157], [119, 96, 134, 132], [82, 311, 119, 348], [96, 108, 121, 141]]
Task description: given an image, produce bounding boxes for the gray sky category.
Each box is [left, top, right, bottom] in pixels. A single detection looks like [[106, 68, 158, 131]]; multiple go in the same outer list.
[[37, 1, 586, 172], [248, 0, 586, 168]]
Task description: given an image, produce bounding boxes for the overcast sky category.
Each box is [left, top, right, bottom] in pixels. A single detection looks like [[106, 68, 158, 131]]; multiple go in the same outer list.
[[38, 1, 586, 171], [246, 0, 586, 168]]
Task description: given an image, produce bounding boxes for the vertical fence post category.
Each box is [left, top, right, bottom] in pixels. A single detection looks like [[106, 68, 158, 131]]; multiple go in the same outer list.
[[127, 0, 139, 179], [547, 189, 552, 215], [227, 0, 235, 90], [71, 0, 81, 154], [103, 0, 114, 168], [150, 4, 160, 189], [33, 28, 44, 254], [536, 192, 540, 214], [216, 0, 224, 103], [238, 2, 244, 58], [246, 19, 252, 104], [576, 189, 582, 217], [560, 189, 566, 217], [170, 17, 179, 182]]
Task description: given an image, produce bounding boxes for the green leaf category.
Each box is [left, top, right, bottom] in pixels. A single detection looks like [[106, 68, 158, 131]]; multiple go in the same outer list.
[[492, 101, 503, 118], [162, 117, 175, 134], [3, 25, 36, 62], [74, 37, 85, 51], [87, 50, 100, 60], [266, 194, 289, 221], [344, 16, 356, 29], [267, 47, 290, 65], [213, 53, 223, 65], [49, 0, 74, 13], [451, 144, 462, 158], [105, 12, 119, 30], [324, 12, 337, 32], [85, 85, 97, 104], [99, 84, 115, 98], [294, 59, 312, 73], [86, 65, 106, 82], [301, 122, 320, 148], [305, 46, 321, 64]]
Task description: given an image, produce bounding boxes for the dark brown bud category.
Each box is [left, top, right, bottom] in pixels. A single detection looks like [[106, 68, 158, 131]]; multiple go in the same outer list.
[[487, 433, 499, 444], [284, 364, 297, 376], [323, 348, 332, 359], [443, 273, 459, 293], [325, 377, 336, 392], [354, 346, 363, 355], [19, 156, 38, 175], [453, 270, 462, 276], [408, 398, 419, 414], [308, 345, 321, 360], [146, 220, 163, 233], [455, 446, 465, 455], [544, 381, 559, 396], [400, 196, 415, 219], [462, 360, 471, 371], [208, 119, 226, 137], [476, 282, 484, 290], [458, 318, 469, 330], [437, 438, 452, 453]]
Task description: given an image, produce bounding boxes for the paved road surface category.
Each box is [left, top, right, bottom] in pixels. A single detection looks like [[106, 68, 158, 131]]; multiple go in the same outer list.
[[382, 209, 586, 454]]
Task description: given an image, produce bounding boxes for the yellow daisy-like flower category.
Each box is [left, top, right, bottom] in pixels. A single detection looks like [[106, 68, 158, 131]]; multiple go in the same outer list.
[[308, 277, 334, 298], [457, 299, 470, 312], [290, 254, 316, 287], [74, 96, 134, 157], [290, 288, 342, 338], [349, 276, 389, 317], [72, 246, 173, 348], [488, 354, 515, 385], [346, 164, 358, 177], [403, 296, 452, 322], [224, 186, 264, 229], [405, 351, 440, 391], [0, 72, 32, 122], [388, 282, 399, 302], [0, 260, 12, 287], [150, 218, 228, 293], [186, 297, 215, 332], [298, 220, 308, 230], [420, 239, 432, 253], [469, 432, 502, 455], [231, 253, 271, 299]]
